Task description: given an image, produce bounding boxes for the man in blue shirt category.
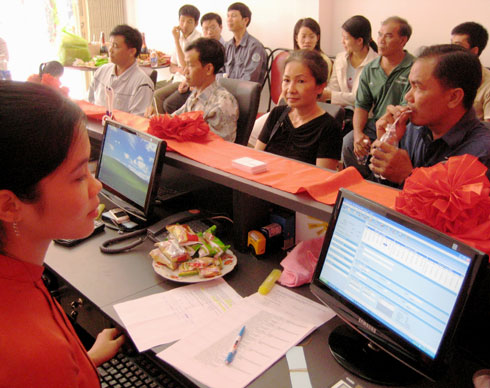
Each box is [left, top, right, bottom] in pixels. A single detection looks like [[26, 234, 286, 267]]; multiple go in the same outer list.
[[370, 45, 490, 185], [223, 2, 267, 84]]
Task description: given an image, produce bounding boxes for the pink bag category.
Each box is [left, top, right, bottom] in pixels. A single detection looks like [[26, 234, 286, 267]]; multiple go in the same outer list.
[[278, 236, 324, 287]]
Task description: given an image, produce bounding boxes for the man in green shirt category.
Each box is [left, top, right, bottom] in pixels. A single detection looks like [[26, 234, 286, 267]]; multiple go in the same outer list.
[[343, 16, 414, 177]]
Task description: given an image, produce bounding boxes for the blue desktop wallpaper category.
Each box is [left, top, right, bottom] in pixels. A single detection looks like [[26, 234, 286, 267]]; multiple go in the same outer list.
[[98, 125, 158, 207]]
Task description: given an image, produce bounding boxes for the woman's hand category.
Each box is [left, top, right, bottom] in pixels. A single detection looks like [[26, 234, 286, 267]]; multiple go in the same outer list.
[[87, 328, 125, 367]]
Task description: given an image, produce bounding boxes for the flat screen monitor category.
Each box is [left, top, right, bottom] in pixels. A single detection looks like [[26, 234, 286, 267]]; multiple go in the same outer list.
[[310, 189, 487, 385], [95, 120, 166, 221]]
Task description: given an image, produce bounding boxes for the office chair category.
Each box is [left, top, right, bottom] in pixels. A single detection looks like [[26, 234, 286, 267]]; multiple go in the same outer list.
[[149, 70, 158, 87], [261, 47, 273, 92], [141, 67, 158, 87], [317, 102, 345, 128], [217, 77, 261, 146], [268, 49, 290, 111]]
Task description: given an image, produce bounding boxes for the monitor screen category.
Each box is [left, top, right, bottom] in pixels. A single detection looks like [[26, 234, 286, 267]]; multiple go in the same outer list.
[[311, 189, 486, 384], [95, 120, 166, 220]]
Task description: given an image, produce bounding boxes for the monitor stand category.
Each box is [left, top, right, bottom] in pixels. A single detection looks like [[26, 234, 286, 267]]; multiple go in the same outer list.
[[329, 324, 421, 386]]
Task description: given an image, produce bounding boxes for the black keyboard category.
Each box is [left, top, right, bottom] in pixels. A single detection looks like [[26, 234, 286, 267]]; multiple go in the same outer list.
[[98, 351, 198, 388]]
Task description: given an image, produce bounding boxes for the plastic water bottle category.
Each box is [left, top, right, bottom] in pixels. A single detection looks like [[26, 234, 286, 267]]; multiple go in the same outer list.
[[373, 123, 398, 179], [150, 50, 158, 68]]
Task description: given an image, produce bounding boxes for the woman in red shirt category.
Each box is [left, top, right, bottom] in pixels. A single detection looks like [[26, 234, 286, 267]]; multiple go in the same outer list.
[[0, 81, 124, 387]]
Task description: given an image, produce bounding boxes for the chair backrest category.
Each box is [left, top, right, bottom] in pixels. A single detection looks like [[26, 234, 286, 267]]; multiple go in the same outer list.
[[261, 47, 273, 91], [317, 102, 345, 128], [149, 70, 158, 87], [270, 50, 290, 107], [217, 77, 261, 145], [140, 66, 158, 87]]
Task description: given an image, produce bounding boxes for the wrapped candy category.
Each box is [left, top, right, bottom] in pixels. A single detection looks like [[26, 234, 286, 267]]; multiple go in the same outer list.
[[166, 224, 200, 246], [154, 239, 189, 263], [150, 248, 178, 270], [198, 226, 230, 257]]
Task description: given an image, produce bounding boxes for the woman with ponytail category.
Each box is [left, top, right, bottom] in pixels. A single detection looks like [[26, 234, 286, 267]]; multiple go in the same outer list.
[[324, 15, 378, 135]]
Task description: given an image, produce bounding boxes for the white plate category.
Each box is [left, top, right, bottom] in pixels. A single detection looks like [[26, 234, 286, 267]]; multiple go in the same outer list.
[[152, 250, 237, 283]]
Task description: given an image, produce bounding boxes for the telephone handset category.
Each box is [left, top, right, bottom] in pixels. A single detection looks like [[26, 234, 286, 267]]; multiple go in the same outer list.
[[146, 209, 202, 242], [99, 209, 202, 254]]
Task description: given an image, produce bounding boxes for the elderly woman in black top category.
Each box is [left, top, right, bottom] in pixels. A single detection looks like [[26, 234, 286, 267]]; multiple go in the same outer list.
[[255, 50, 342, 169]]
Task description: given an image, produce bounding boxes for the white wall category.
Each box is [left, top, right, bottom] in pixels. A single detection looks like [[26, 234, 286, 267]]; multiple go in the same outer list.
[[322, 0, 490, 66], [124, 0, 490, 109], [124, 0, 320, 54]]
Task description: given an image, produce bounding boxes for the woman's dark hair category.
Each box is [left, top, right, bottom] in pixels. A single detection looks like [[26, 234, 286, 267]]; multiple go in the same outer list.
[[185, 37, 225, 74], [0, 81, 85, 247], [293, 18, 322, 52], [342, 15, 378, 52], [418, 44, 482, 110], [285, 49, 328, 85], [39, 60, 64, 78]]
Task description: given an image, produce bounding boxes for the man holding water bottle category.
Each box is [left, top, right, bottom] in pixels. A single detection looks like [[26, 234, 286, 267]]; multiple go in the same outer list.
[[370, 45, 490, 185]]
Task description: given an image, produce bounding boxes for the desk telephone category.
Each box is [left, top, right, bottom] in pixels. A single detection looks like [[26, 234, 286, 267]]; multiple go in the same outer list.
[[99, 210, 202, 254]]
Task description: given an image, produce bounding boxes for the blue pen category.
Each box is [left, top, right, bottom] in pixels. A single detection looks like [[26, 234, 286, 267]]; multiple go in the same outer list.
[[225, 325, 246, 365]]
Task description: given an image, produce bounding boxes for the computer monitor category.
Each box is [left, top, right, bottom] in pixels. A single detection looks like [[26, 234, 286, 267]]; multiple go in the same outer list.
[[95, 120, 166, 221], [310, 189, 487, 385]]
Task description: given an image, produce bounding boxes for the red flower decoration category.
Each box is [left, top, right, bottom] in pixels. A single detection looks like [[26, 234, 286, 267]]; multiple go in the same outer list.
[[395, 154, 490, 255], [148, 111, 210, 142]]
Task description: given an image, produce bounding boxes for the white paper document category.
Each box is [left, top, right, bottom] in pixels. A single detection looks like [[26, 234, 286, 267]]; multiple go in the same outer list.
[[158, 285, 335, 388], [113, 278, 242, 351], [246, 285, 336, 328]]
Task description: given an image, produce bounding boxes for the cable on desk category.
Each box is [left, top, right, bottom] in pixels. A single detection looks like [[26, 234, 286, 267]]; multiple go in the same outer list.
[[100, 228, 148, 254]]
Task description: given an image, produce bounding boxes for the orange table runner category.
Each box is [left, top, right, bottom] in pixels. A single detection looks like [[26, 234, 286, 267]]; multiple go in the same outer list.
[[77, 100, 399, 208]]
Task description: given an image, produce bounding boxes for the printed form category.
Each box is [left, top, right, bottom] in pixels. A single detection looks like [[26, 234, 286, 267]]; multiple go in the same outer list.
[[158, 285, 335, 388], [113, 278, 243, 351]]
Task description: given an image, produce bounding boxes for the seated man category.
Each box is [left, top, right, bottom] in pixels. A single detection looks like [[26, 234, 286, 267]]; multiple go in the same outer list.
[[201, 12, 226, 46], [451, 21, 490, 121], [167, 12, 226, 113], [88, 25, 153, 116], [154, 4, 201, 114], [223, 2, 267, 84], [370, 45, 490, 185], [342, 16, 414, 177], [173, 37, 239, 142]]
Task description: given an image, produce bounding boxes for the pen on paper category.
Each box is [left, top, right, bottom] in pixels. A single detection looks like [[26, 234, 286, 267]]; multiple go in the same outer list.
[[225, 325, 245, 365]]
